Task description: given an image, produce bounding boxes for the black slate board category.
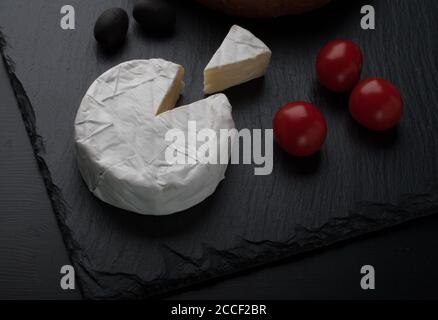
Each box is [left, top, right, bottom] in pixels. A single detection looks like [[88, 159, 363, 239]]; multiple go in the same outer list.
[[1, 0, 438, 299], [0, 45, 79, 300]]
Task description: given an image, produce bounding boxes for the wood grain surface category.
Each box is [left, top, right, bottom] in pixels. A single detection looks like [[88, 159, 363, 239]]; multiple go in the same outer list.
[[1, 0, 438, 299]]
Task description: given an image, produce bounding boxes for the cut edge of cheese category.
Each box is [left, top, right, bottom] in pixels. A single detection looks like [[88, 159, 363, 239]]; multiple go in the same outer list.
[[204, 25, 272, 94], [156, 66, 185, 115]]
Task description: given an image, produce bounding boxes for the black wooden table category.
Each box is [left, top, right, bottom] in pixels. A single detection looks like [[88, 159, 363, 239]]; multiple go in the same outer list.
[[1, 0, 438, 299]]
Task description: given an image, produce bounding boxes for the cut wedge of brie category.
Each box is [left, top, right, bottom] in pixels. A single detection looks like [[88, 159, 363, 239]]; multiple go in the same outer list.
[[75, 59, 235, 215], [204, 25, 272, 94]]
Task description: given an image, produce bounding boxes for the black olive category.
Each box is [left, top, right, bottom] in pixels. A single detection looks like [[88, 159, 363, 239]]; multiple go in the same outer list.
[[94, 8, 129, 48], [133, 0, 176, 35]]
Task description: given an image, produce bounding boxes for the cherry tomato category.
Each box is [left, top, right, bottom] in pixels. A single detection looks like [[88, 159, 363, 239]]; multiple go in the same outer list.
[[316, 39, 363, 92], [349, 78, 403, 131], [273, 102, 328, 157]]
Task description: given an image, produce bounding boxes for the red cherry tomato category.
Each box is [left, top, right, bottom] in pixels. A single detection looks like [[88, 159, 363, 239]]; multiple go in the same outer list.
[[349, 78, 403, 131], [316, 39, 363, 92], [273, 102, 328, 157]]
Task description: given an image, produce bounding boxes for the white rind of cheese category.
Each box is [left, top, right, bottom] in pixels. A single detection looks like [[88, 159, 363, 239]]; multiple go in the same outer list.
[[74, 59, 235, 216], [204, 25, 272, 94]]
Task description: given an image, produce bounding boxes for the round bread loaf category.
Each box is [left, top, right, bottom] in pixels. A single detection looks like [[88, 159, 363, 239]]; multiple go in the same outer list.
[[197, 0, 332, 18]]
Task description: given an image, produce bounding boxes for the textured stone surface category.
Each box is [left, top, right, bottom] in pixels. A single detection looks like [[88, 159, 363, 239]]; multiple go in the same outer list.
[[1, 0, 438, 299]]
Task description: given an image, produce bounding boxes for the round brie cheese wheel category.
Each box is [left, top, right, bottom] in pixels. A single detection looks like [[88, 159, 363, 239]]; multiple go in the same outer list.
[[74, 59, 235, 215]]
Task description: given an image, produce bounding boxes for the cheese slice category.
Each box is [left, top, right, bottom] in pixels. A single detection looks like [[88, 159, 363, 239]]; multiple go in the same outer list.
[[74, 59, 235, 215], [204, 25, 272, 94]]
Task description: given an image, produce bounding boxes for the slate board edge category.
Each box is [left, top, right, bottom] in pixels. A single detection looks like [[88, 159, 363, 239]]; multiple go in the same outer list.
[[2, 30, 438, 300], [0, 29, 84, 299]]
